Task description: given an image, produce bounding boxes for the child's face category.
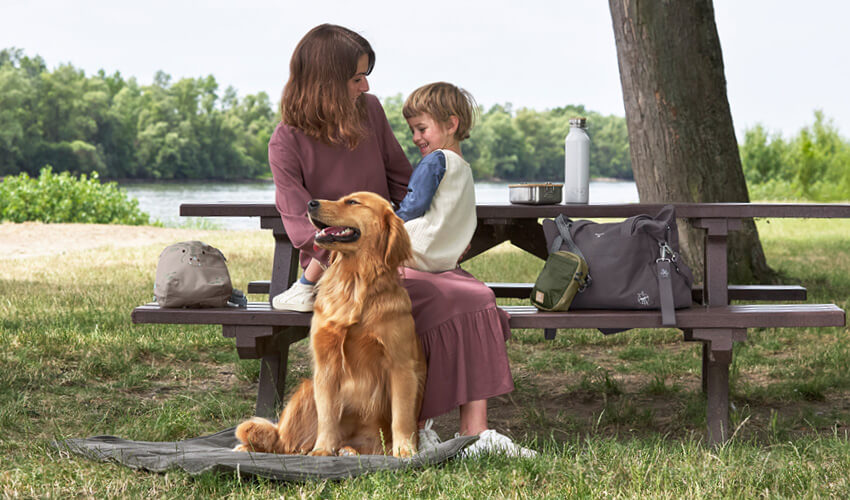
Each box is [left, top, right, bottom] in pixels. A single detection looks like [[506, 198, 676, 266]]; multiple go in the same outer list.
[[406, 113, 456, 157]]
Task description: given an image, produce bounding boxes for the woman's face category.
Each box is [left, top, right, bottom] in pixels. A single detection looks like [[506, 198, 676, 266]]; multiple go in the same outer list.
[[347, 54, 370, 102]]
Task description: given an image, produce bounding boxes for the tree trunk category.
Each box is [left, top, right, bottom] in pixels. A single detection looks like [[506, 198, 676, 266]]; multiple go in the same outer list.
[[608, 0, 775, 284]]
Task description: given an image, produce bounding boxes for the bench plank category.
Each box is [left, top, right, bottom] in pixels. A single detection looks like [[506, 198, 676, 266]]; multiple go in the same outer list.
[[245, 280, 807, 303], [133, 302, 843, 330], [132, 303, 312, 327], [503, 304, 844, 329]]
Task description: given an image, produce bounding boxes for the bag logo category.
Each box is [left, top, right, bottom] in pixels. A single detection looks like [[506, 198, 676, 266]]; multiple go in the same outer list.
[[637, 291, 651, 305], [594, 232, 605, 238], [535, 291, 545, 303], [659, 268, 670, 278]]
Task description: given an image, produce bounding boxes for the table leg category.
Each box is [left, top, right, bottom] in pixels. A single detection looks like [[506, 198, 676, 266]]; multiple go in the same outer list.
[[693, 218, 742, 307], [224, 325, 310, 418], [463, 222, 508, 261], [270, 232, 300, 304], [507, 220, 548, 260], [465, 219, 547, 262], [255, 350, 287, 418], [689, 328, 746, 445], [704, 343, 730, 445]]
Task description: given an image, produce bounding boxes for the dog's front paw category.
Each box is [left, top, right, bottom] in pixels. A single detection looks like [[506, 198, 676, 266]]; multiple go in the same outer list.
[[337, 446, 359, 456], [308, 447, 334, 457], [232, 444, 249, 452], [393, 440, 416, 458]]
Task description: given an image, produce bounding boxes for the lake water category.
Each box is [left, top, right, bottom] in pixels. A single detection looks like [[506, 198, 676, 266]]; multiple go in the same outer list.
[[122, 180, 639, 231]]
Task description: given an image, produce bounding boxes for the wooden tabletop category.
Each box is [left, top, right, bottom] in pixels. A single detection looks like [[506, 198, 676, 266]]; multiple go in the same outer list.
[[179, 201, 850, 308], [180, 202, 850, 219]]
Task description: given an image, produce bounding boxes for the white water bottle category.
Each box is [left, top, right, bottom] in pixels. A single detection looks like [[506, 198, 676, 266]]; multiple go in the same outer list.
[[564, 117, 590, 204]]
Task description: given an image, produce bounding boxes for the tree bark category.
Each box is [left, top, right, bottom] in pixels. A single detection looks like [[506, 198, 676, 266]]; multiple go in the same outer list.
[[608, 0, 775, 283]]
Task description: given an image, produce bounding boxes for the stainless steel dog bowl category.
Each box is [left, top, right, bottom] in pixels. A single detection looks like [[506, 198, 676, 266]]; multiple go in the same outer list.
[[508, 183, 563, 205]]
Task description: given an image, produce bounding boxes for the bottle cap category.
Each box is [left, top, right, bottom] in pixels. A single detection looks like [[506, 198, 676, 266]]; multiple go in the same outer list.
[[569, 117, 587, 128]]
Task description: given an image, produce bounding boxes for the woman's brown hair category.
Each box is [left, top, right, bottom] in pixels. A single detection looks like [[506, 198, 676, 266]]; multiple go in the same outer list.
[[281, 24, 375, 149]]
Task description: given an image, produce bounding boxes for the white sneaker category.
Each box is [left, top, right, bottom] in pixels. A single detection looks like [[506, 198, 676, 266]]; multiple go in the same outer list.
[[417, 419, 441, 454], [459, 429, 537, 458], [271, 282, 315, 312]]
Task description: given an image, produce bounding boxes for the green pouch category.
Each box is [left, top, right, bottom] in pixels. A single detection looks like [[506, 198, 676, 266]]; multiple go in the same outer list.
[[530, 250, 589, 311]]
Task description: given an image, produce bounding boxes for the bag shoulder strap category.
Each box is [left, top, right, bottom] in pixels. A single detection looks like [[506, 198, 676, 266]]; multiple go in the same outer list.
[[656, 240, 677, 326], [551, 215, 592, 288], [551, 215, 585, 261]]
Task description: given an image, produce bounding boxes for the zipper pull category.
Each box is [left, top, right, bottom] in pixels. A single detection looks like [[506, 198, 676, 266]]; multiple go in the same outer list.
[[657, 241, 674, 262]]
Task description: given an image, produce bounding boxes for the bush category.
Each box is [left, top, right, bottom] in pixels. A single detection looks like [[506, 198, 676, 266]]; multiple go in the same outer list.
[[741, 111, 850, 202], [0, 166, 150, 224]]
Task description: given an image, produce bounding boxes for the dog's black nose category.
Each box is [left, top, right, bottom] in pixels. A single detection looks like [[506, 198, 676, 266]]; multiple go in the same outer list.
[[307, 199, 320, 211]]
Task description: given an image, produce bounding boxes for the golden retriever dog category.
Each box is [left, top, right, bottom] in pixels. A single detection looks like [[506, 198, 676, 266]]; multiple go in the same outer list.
[[234, 191, 426, 457]]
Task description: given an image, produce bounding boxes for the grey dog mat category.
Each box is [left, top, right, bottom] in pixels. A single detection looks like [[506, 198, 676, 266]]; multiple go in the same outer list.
[[55, 426, 478, 482]]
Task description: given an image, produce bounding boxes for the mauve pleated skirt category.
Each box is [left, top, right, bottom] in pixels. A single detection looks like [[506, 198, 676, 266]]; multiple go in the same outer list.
[[402, 267, 514, 420]]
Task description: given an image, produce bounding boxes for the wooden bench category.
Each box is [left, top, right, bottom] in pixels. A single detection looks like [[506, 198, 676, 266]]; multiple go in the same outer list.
[[132, 301, 845, 445]]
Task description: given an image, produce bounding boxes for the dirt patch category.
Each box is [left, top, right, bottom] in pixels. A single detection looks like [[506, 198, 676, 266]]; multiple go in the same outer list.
[[0, 221, 219, 260]]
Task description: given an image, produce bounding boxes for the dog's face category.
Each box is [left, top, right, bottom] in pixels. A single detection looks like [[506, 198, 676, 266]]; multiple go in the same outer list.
[[308, 192, 412, 268]]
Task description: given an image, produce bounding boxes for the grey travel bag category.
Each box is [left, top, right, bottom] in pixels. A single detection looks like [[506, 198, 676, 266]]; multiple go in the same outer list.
[[542, 205, 694, 327]]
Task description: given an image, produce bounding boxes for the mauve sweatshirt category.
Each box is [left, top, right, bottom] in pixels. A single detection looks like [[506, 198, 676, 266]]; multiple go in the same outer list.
[[268, 93, 412, 268]]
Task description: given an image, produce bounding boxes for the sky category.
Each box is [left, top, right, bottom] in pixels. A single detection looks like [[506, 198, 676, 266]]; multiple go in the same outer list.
[[3, 0, 849, 140]]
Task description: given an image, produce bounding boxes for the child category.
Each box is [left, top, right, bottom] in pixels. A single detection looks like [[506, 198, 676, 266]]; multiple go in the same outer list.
[[398, 82, 536, 457], [396, 82, 478, 272]]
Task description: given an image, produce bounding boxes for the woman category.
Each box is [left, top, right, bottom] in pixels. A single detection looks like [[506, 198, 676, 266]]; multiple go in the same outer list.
[[268, 23, 535, 458]]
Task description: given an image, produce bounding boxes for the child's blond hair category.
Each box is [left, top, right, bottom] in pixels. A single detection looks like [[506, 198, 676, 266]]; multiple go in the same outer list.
[[403, 82, 478, 141]]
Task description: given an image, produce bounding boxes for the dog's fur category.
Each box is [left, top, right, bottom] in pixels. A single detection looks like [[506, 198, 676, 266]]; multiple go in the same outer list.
[[234, 192, 426, 457]]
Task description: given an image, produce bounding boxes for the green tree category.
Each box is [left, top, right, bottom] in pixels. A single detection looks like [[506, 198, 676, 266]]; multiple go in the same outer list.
[[381, 94, 419, 166], [588, 113, 632, 180], [0, 58, 38, 175], [98, 75, 142, 178], [223, 91, 277, 176], [741, 112, 850, 201], [740, 124, 787, 185], [514, 107, 564, 181], [469, 104, 527, 180]]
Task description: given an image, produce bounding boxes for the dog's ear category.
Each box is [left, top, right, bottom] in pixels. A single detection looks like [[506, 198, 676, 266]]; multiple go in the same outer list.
[[383, 208, 412, 269]]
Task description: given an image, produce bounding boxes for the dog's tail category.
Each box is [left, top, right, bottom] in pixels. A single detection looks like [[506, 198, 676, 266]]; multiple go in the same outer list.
[[234, 416, 285, 453], [234, 379, 318, 454]]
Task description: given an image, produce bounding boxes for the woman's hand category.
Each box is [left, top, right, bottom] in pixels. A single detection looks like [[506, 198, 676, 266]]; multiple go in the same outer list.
[[458, 243, 472, 264]]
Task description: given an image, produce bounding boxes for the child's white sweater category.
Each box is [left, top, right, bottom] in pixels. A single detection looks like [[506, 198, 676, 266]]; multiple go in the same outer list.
[[404, 149, 477, 272]]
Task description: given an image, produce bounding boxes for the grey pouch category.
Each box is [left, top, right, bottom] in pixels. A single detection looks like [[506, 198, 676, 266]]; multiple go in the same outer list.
[[530, 250, 589, 311]]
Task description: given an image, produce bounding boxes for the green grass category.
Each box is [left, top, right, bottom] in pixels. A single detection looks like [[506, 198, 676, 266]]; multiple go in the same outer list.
[[2, 219, 850, 497]]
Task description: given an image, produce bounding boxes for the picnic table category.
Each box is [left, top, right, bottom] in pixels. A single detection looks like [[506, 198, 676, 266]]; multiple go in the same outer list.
[[133, 202, 849, 444]]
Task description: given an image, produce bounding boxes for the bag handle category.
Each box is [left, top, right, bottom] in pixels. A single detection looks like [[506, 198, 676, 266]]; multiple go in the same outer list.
[[656, 241, 677, 326], [551, 215, 583, 258], [552, 215, 592, 288]]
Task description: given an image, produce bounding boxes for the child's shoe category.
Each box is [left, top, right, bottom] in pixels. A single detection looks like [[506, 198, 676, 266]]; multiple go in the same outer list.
[[271, 282, 315, 312], [458, 429, 537, 458]]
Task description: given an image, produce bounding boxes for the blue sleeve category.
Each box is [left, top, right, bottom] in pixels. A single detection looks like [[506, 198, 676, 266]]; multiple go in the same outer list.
[[395, 151, 446, 222]]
